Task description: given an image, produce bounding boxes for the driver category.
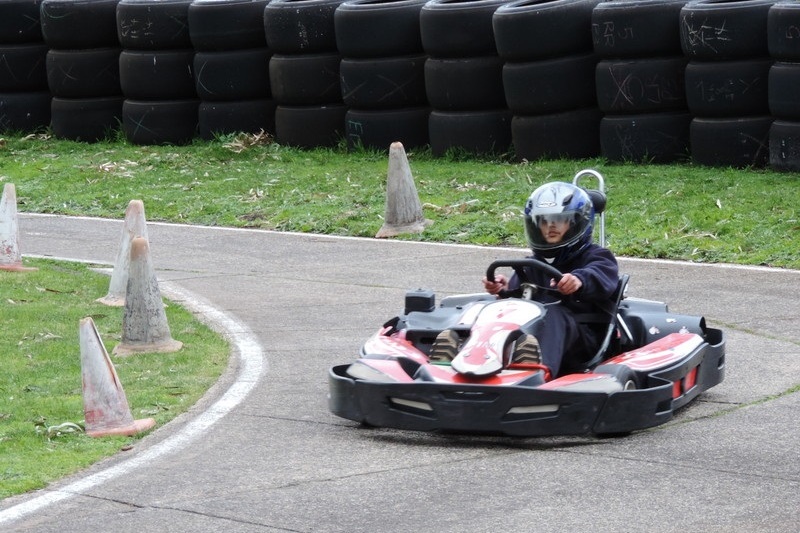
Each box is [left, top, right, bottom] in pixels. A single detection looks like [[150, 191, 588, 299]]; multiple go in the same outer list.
[[482, 181, 619, 376]]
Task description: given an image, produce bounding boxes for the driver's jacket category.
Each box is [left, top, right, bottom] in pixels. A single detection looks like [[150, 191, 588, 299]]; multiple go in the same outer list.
[[510, 244, 619, 316], [508, 244, 620, 370]]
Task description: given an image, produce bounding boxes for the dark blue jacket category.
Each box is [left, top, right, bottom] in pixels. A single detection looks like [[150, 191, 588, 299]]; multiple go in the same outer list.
[[510, 244, 619, 312]]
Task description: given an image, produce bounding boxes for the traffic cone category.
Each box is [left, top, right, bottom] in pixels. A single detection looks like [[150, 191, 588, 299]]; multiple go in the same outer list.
[[79, 317, 156, 437], [375, 142, 432, 238], [113, 236, 183, 356], [97, 199, 148, 306], [0, 183, 37, 272]]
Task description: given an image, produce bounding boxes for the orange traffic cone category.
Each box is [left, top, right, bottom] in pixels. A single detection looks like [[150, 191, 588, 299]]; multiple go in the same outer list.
[[375, 142, 431, 238], [112, 236, 183, 356], [0, 183, 37, 272], [79, 317, 156, 437], [97, 199, 149, 306]]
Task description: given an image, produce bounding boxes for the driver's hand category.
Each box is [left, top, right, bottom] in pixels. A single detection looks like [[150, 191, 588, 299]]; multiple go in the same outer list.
[[552, 273, 582, 295], [483, 274, 508, 295]]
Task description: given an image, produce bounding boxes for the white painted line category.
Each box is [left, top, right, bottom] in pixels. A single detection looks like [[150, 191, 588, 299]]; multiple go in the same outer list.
[[19, 212, 799, 275], [0, 275, 265, 526]]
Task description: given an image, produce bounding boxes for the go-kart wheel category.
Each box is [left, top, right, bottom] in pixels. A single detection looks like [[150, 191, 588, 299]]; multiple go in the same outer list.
[[594, 363, 639, 390]]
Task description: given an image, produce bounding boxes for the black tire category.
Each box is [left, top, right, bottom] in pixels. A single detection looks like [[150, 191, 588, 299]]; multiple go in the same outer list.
[[600, 111, 691, 163], [345, 106, 429, 150], [334, 0, 427, 58], [511, 107, 602, 161], [420, 0, 508, 58], [0, 0, 44, 43], [274, 103, 346, 147], [768, 2, 800, 61], [594, 363, 639, 389], [428, 109, 512, 156], [492, 0, 600, 61], [40, 0, 120, 48], [690, 115, 772, 167], [194, 48, 271, 101], [768, 61, 800, 120], [769, 119, 800, 171], [339, 54, 426, 109], [122, 98, 199, 145], [46, 48, 121, 98], [198, 99, 277, 139], [0, 91, 51, 133], [684, 58, 771, 117], [188, 0, 269, 51], [425, 56, 505, 111], [119, 49, 196, 99], [503, 53, 597, 115], [269, 52, 341, 105], [595, 56, 688, 114], [0, 43, 49, 92], [116, 0, 193, 50], [50, 96, 123, 141], [591, 0, 687, 58], [680, 0, 774, 60], [263, 0, 344, 54]]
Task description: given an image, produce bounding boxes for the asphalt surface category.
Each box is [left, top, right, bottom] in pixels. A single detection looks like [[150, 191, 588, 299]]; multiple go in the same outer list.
[[2, 213, 799, 532]]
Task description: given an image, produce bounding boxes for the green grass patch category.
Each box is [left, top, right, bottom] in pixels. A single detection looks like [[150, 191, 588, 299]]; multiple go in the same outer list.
[[1, 133, 798, 268], [0, 258, 228, 499]]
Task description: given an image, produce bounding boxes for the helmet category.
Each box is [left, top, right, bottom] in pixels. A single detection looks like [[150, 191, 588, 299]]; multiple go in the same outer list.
[[523, 182, 595, 264]]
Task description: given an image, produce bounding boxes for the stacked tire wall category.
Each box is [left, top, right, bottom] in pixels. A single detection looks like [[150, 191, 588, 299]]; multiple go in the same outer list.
[[336, 0, 430, 151], [117, 0, 197, 145], [767, 1, 800, 171], [680, 0, 775, 167], [494, 0, 602, 162], [42, 0, 123, 141], [265, 0, 344, 148], [190, 0, 273, 142], [421, 0, 511, 157], [0, 0, 50, 134], [593, 0, 691, 163]]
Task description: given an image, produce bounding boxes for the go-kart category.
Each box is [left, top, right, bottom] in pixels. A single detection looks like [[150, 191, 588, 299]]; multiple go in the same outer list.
[[328, 172, 726, 437]]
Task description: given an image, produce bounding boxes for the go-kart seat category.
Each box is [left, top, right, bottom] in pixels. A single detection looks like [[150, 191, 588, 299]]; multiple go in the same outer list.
[[580, 273, 630, 370]]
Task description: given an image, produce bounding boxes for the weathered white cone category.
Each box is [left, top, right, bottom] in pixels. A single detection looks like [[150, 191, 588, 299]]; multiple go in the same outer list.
[[80, 317, 156, 437], [112, 236, 183, 356], [0, 183, 37, 272], [375, 142, 432, 238], [97, 199, 149, 306]]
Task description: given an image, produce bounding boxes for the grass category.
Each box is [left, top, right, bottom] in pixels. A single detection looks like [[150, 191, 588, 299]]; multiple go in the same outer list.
[[0, 258, 229, 499], [1, 132, 798, 268]]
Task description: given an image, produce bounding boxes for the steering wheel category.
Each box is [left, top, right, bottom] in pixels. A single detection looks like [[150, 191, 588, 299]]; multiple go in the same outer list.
[[486, 259, 563, 299]]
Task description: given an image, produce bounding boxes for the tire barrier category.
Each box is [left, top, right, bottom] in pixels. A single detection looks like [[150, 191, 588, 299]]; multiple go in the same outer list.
[[190, 0, 272, 141], [118, 0, 196, 144], [497, 0, 601, 161], [593, 0, 689, 163], [40, 0, 122, 141], [421, 0, 510, 156], [265, 0, 344, 148], [335, 0, 429, 151], [0, 0, 48, 133], [767, 1, 800, 171], [681, 0, 774, 167], [0, 0, 798, 163]]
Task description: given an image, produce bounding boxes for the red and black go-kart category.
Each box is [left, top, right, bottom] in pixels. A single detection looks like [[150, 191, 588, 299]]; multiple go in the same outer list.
[[328, 259, 726, 437], [328, 176, 725, 437]]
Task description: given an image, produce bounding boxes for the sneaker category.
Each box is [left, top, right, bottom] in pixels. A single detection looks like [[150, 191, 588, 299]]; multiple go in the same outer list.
[[430, 329, 460, 362], [511, 334, 541, 365]]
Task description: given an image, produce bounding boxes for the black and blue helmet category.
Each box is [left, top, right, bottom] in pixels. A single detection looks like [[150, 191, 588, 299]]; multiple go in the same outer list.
[[523, 182, 595, 264]]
